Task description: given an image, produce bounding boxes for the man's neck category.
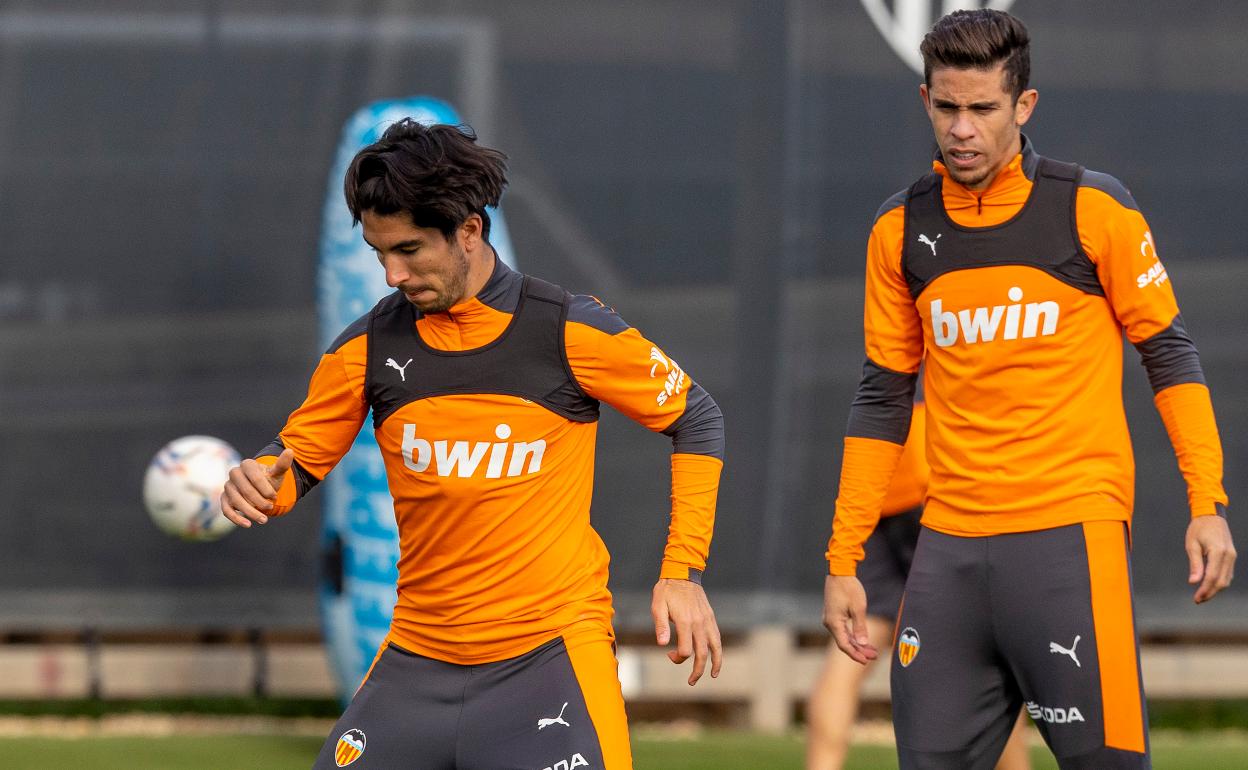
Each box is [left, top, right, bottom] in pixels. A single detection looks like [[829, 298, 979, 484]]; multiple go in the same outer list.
[[462, 244, 498, 302]]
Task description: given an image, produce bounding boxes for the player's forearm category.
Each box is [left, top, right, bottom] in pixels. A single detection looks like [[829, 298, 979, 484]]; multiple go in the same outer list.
[[659, 453, 723, 582], [251, 345, 368, 516], [1154, 382, 1228, 518], [826, 437, 907, 575], [1133, 319, 1227, 517], [826, 363, 916, 574], [657, 384, 723, 581]]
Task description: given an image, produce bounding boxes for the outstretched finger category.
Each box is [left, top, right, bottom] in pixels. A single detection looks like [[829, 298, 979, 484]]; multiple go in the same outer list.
[[686, 626, 710, 685], [708, 621, 723, 679], [1221, 547, 1237, 589], [651, 601, 671, 647], [1195, 547, 1229, 603]]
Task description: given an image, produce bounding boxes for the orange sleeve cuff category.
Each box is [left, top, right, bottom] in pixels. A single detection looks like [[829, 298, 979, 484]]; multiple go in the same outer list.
[[659, 453, 722, 579], [1154, 382, 1228, 518], [826, 437, 907, 576], [658, 563, 698, 581], [255, 455, 299, 517]]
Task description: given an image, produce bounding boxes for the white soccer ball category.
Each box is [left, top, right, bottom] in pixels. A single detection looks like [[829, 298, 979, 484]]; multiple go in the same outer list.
[[143, 435, 241, 541]]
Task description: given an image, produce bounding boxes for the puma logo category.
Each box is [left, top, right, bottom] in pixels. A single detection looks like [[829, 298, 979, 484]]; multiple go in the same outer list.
[[1049, 635, 1081, 668], [918, 233, 941, 256], [386, 357, 413, 382], [537, 702, 570, 730]]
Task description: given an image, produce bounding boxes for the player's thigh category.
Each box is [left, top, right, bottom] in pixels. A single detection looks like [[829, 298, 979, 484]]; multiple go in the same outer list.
[[565, 631, 632, 770], [993, 521, 1149, 769], [460, 630, 631, 770], [311, 644, 461, 769], [891, 528, 1021, 770]]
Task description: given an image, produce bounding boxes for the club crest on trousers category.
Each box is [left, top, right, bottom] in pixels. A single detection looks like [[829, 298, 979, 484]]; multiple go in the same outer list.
[[898, 627, 921, 667], [334, 729, 366, 767]]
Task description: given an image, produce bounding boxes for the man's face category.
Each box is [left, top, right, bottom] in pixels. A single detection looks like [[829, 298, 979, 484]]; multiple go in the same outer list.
[[362, 210, 471, 314], [920, 62, 1037, 191]]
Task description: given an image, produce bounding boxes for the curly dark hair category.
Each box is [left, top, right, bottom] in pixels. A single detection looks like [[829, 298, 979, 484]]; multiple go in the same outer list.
[[344, 120, 508, 240], [921, 9, 1030, 102]]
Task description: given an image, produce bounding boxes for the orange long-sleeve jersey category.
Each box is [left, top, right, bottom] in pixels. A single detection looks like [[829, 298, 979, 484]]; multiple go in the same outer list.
[[260, 258, 724, 663], [827, 138, 1226, 575]]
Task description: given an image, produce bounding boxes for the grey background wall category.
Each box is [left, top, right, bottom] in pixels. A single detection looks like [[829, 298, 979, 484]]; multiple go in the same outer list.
[[1, 0, 1242, 627]]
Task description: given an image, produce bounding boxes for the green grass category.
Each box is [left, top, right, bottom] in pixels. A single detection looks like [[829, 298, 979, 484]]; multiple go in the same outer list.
[[0, 697, 341, 719], [634, 731, 809, 768], [1148, 699, 1248, 730], [0, 731, 1245, 769], [0, 736, 320, 770]]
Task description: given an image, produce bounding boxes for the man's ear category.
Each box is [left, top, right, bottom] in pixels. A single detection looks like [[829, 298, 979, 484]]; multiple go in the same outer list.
[[1014, 88, 1038, 128], [458, 213, 484, 251]]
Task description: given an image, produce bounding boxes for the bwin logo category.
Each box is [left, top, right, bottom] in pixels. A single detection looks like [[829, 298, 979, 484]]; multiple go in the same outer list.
[[931, 287, 1060, 348], [401, 423, 545, 478], [860, 0, 1017, 75]]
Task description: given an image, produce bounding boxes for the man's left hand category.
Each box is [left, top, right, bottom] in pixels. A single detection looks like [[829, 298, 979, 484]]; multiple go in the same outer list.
[[651, 578, 722, 685], [1186, 514, 1236, 603]]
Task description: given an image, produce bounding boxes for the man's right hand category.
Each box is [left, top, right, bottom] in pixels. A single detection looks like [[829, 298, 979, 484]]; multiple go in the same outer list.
[[220, 449, 295, 528], [1186, 513, 1236, 603], [822, 574, 879, 665]]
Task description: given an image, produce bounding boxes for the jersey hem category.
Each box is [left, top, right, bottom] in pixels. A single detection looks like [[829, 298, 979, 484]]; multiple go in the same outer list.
[[385, 612, 615, 666], [921, 504, 1131, 538]]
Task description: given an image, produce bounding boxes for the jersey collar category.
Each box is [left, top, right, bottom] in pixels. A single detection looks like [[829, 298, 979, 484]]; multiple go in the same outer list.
[[931, 135, 1039, 220], [414, 246, 521, 322]]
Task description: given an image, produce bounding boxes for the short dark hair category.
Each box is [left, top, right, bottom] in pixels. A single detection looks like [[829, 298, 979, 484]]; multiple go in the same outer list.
[[344, 120, 508, 240], [920, 9, 1030, 101]]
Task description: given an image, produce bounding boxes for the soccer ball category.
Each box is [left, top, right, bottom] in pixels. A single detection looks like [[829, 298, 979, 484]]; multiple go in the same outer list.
[[143, 435, 241, 541]]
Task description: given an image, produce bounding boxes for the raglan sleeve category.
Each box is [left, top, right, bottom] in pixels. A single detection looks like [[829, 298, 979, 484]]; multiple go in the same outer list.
[[563, 295, 724, 583], [1077, 174, 1227, 518], [254, 318, 371, 516], [826, 199, 925, 576]]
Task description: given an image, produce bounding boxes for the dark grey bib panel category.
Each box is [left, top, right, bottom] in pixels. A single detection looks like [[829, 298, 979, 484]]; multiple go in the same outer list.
[[901, 157, 1104, 300], [363, 275, 600, 429]]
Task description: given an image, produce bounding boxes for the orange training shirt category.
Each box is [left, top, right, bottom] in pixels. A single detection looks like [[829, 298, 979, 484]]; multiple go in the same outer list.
[[827, 139, 1226, 574], [261, 259, 724, 664]]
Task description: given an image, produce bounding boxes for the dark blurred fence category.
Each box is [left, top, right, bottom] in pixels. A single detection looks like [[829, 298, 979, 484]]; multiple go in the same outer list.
[[0, 0, 1243, 629]]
